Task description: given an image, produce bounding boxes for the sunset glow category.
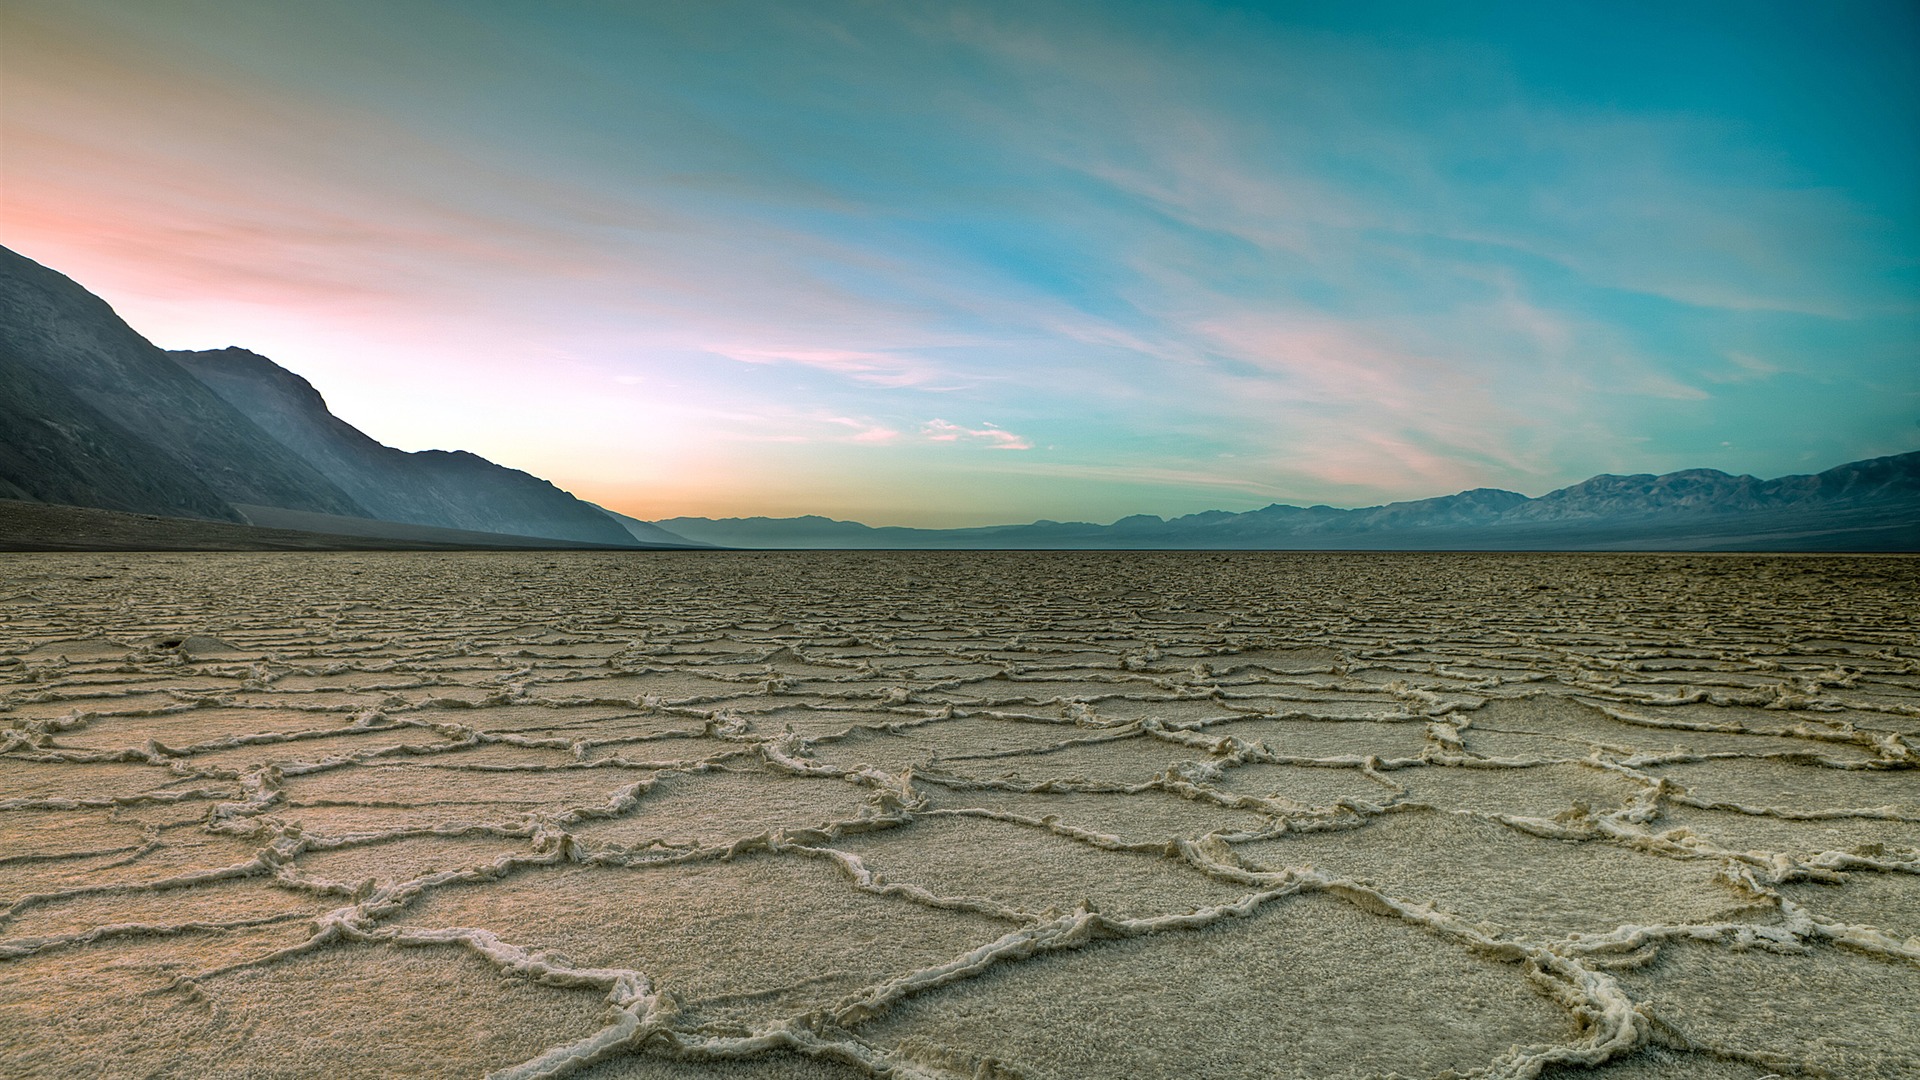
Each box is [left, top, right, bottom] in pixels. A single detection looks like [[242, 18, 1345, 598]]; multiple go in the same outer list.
[[4, 0, 1915, 525]]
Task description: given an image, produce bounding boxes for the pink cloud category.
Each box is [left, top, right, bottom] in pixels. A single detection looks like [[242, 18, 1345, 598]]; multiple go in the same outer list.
[[825, 416, 903, 444]]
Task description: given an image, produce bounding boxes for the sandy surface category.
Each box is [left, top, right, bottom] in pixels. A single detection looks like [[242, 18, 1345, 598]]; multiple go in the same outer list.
[[1, 550, 1916, 1079]]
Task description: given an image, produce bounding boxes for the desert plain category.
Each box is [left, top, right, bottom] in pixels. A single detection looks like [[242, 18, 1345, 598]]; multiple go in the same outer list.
[[1, 550, 1917, 1079]]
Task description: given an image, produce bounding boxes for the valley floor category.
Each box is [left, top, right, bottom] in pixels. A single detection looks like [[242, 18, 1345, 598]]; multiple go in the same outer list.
[[2, 551, 1917, 1078]]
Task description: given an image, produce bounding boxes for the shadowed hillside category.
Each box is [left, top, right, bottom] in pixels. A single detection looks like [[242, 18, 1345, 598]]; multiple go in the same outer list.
[[174, 347, 637, 545], [0, 245, 657, 547]]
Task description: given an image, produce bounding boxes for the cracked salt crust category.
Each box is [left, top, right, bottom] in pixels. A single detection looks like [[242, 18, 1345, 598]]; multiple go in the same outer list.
[[2, 550, 1917, 1078]]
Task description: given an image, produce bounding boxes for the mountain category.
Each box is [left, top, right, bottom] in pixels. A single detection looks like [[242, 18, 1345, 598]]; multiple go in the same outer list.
[[172, 347, 637, 545], [1503, 459, 1920, 521], [0, 244, 676, 547], [0, 498, 659, 553], [654, 453, 1920, 552], [5, 243, 1912, 553], [0, 246, 366, 521], [654, 514, 904, 548], [596, 506, 717, 548]]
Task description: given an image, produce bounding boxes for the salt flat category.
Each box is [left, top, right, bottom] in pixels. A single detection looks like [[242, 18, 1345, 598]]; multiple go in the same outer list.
[[1, 550, 1916, 1079]]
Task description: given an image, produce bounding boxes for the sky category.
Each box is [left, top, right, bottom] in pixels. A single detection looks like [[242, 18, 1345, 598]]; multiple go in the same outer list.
[[2, 0, 1916, 527]]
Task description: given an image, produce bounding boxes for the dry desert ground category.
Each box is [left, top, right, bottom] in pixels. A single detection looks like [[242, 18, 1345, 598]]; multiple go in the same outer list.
[[2, 550, 1917, 1079]]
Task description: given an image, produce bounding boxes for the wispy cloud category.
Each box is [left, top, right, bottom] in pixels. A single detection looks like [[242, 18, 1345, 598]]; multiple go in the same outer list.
[[709, 346, 947, 389], [6, 0, 1911, 525], [825, 416, 902, 444], [1699, 351, 1788, 387], [921, 419, 1033, 450]]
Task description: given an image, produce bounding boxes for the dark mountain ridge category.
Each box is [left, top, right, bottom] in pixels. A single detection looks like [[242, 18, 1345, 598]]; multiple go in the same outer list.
[[0, 246, 365, 521], [173, 347, 636, 545], [0, 245, 648, 546]]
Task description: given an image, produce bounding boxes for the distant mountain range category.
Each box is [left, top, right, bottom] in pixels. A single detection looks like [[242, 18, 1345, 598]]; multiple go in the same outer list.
[[660, 454, 1920, 551], [1, 243, 1915, 552]]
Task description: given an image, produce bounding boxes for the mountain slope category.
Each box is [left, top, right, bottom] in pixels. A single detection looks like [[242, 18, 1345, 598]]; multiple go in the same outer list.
[[0, 246, 368, 519], [173, 347, 636, 545], [593, 506, 709, 548], [0, 352, 238, 518], [0, 244, 645, 547], [0, 498, 655, 552]]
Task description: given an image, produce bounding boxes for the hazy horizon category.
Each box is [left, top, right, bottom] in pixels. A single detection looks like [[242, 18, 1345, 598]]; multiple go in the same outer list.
[[642, 445, 1910, 532], [4, 1, 1916, 529]]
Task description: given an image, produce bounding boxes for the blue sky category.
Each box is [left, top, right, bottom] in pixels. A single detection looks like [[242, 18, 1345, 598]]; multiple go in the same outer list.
[[4, 0, 1915, 525]]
